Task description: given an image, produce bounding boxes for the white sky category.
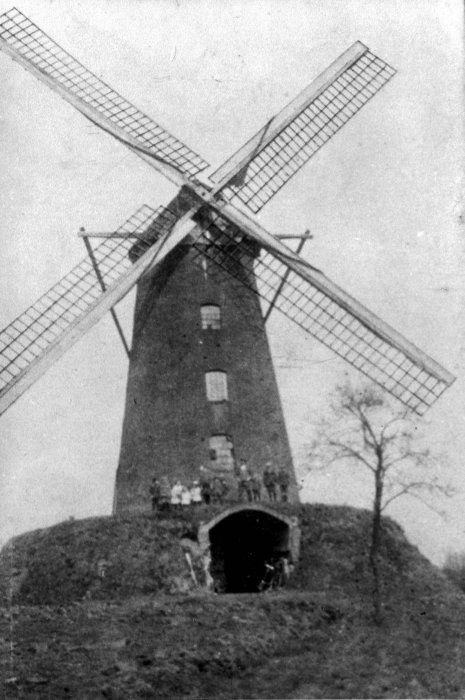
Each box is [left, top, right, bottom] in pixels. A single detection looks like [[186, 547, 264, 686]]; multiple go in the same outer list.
[[0, 0, 463, 565]]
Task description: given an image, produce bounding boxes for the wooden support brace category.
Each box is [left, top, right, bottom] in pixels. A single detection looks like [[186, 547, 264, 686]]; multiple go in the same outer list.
[[82, 236, 131, 358], [77, 230, 146, 239], [264, 232, 311, 322], [275, 232, 314, 241]]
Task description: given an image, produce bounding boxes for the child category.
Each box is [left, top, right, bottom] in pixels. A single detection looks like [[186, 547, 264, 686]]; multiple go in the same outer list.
[[190, 480, 202, 506], [181, 484, 192, 507], [170, 479, 183, 508]]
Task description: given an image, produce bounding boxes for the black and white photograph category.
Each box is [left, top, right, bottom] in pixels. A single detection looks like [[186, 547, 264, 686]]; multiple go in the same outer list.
[[0, 0, 463, 697]]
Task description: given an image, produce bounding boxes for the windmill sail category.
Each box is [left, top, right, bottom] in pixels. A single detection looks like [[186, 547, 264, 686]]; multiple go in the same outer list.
[[211, 42, 395, 213], [191, 208, 454, 414], [0, 205, 190, 416], [0, 7, 209, 182], [0, 8, 454, 417]]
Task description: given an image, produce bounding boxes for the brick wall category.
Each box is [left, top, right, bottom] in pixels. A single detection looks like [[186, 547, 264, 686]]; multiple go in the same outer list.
[[114, 225, 298, 513]]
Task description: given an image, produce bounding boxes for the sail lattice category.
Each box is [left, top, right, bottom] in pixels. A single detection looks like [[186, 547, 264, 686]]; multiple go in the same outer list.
[[0, 205, 178, 394], [191, 211, 453, 414], [216, 48, 396, 214], [0, 7, 209, 178]]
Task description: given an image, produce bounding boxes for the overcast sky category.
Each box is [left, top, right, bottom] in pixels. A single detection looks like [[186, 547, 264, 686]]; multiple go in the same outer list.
[[0, 0, 463, 565]]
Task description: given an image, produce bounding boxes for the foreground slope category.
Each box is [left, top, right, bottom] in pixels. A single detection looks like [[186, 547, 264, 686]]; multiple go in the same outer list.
[[1, 504, 465, 698]]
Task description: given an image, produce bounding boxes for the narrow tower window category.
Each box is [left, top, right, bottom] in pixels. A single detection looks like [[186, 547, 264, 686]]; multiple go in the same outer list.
[[209, 435, 235, 471], [201, 305, 221, 330], [205, 371, 228, 402]]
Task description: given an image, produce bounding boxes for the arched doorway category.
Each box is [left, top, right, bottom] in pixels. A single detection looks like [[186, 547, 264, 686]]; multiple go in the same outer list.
[[199, 505, 300, 593]]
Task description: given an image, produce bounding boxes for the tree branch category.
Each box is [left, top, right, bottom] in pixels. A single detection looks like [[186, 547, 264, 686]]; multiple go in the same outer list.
[[382, 479, 453, 512], [379, 412, 411, 446], [327, 440, 376, 473], [394, 488, 447, 518], [383, 449, 424, 469], [358, 405, 380, 452]]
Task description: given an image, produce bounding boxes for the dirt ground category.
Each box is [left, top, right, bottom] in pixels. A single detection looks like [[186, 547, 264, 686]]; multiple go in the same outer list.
[[2, 586, 465, 699], [2, 505, 465, 698]]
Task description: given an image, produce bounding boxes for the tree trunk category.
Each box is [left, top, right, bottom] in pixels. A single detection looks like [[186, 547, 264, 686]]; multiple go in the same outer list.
[[370, 470, 383, 625]]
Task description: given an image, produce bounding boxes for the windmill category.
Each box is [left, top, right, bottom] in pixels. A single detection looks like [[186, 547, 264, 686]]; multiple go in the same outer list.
[[0, 8, 455, 514]]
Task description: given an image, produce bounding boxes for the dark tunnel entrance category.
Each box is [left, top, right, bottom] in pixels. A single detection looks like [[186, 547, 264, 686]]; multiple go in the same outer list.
[[208, 509, 291, 593]]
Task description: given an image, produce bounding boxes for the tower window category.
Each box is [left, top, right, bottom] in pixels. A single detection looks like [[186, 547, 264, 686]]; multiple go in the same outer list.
[[205, 371, 228, 402], [201, 305, 221, 330], [209, 435, 235, 471]]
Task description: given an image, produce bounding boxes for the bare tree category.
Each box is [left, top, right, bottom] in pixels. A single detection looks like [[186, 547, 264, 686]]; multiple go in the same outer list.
[[309, 382, 452, 624]]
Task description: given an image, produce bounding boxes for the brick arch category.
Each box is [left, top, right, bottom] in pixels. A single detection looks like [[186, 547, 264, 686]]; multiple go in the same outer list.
[[198, 505, 300, 592], [200, 503, 294, 536]]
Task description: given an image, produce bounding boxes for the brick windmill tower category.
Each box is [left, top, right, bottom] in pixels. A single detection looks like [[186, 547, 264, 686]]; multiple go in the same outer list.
[[115, 188, 298, 511], [0, 9, 455, 516]]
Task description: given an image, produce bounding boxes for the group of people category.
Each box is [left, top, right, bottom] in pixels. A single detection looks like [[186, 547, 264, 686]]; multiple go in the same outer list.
[[149, 472, 229, 512], [149, 460, 291, 512], [237, 460, 290, 504]]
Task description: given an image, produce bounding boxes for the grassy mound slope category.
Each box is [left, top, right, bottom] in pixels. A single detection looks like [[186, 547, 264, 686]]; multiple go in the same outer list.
[[1, 504, 465, 698], [0, 513, 200, 605]]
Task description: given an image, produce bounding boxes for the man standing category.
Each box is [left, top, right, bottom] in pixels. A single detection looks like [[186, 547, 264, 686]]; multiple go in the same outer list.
[[149, 478, 161, 513], [159, 476, 171, 512], [263, 463, 277, 502], [277, 467, 290, 502], [237, 459, 252, 502], [211, 477, 223, 505], [250, 472, 261, 502], [199, 465, 211, 505]]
